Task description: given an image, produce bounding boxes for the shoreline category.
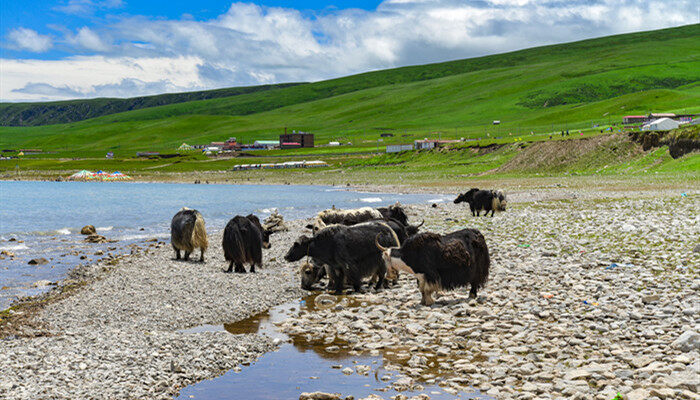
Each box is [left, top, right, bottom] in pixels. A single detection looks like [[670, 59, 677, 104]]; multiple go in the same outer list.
[[3, 172, 700, 196], [1, 189, 698, 399]]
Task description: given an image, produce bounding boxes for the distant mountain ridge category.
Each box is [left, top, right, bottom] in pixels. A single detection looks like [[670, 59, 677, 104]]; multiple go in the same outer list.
[[0, 83, 303, 127]]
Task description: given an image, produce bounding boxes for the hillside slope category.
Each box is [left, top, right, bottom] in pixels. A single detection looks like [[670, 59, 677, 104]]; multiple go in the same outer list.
[[0, 24, 698, 154], [0, 83, 302, 127]]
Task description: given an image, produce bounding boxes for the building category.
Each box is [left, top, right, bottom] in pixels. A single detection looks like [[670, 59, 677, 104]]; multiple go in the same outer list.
[[413, 139, 459, 150], [642, 118, 680, 131], [253, 140, 279, 149], [623, 115, 646, 124], [649, 113, 676, 119], [386, 144, 413, 153], [222, 138, 240, 151], [279, 131, 314, 148]]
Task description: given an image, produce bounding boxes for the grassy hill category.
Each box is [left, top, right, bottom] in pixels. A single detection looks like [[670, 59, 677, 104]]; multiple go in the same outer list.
[[0, 24, 698, 159], [0, 83, 302, 127]]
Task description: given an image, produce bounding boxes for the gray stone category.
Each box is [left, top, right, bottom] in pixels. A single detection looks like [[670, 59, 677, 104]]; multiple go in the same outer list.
[[671, 331, 700, 352]]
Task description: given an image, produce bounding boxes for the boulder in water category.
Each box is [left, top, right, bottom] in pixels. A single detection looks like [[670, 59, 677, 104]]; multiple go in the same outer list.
[[81, 225, 96, 235], [28, 258, 48, 265]]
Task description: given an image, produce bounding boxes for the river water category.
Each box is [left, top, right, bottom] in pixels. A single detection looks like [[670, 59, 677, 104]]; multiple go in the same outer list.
[[0, 181, 448, 310]]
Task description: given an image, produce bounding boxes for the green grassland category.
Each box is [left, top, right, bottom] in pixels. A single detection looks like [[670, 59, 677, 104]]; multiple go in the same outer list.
[[0, 24, 698, 187]]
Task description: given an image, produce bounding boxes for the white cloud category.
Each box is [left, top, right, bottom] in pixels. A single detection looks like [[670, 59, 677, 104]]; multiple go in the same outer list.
[[2, 0, 697, 101], [69, 27, 111, 51], [1, 56, 203, 101], [6, 28, 53, 53]]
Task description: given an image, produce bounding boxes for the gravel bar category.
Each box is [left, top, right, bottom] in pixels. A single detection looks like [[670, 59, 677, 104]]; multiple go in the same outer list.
[[1, 189, 698, 400]]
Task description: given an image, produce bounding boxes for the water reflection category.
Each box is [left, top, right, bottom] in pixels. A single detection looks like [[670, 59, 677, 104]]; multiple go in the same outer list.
[[177, 294, 493, 400]]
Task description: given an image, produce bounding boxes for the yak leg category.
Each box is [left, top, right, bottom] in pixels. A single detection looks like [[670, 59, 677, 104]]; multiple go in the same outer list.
[[199, 249, 205, 262], [490, 209, 495, 217], [234, 262, 246, 273], [416, 274, 435, 306], [225, 261, 234, 273], [174, 247, 181, 260], [470, 206, 476, 217], [184, 251, 191, 261], [329, 267, 345, 295], [469, 285, 478, 299], [373, 262, 386, 291], [249, 263, 256, 273]]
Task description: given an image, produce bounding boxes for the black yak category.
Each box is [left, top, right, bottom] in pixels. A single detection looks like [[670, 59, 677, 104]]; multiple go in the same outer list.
[[377, 202, 409, 226], [454, 189, 507, 217], [222, 214, 271, 273], [376, 228, 490, 306], [171, 208, 208, 262], [286, 221, 400, 294]]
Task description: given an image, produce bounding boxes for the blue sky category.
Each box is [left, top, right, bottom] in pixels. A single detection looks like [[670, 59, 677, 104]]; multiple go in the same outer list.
[[1, 0, 697, 101]]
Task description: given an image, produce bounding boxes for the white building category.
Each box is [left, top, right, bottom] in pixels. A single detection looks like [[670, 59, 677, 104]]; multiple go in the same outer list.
[[642, 118, 680, 131]]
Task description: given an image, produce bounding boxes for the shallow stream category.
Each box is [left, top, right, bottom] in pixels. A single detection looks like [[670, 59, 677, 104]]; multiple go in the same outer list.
[[177, 294, 493, 400]]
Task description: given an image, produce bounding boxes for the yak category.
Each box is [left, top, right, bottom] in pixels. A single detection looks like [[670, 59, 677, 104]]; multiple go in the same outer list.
[[299, 218, 411, 291], [171, 208, 208, 262], [454, 189, 507, 217], [306, 206, 383, 233], [222, 214, 271, 273], [377, 202, 409, 226], [376, 228, 490, 306], [286, 221, 400, 294]]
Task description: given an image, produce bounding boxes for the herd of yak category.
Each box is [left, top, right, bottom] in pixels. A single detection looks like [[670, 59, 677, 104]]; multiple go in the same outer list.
[[170, 189, 506, 306]]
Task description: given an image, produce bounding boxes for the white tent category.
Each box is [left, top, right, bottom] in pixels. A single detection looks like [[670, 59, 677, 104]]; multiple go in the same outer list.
[[642, 118, 679, 131]]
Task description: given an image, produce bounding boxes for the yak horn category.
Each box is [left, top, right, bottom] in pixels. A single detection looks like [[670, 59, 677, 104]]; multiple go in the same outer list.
[[414, 219, 425, 228], [375, 234, 388, 252]]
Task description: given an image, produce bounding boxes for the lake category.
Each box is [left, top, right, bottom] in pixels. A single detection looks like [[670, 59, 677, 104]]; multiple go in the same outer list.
[[0, 181, 448, 309]]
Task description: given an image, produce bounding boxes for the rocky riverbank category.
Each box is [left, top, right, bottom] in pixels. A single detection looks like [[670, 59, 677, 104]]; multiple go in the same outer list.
[[279, 195, 700, 400], [0, 221, 308, 399], [0, 189, 697, 400]]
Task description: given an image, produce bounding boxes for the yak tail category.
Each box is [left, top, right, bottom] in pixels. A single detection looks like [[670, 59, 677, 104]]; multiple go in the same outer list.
[[223, 226, 249, 264], [471, 231, 490, 290], [193, 212, 208, 252]]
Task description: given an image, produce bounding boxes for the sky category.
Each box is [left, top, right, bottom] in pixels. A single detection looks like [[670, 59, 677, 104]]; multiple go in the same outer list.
[[1, 0, 697, 102]]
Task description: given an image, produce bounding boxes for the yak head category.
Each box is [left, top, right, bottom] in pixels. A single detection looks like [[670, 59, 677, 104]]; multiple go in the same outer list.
[[495, 191, 507, 211], [375, 235, 414, 278], [388, 203, 409, 226], [405, 219, 425, 237], [454, 188, 479, 204], [300, 261, 322, 290], [285, 235, 312, 262]]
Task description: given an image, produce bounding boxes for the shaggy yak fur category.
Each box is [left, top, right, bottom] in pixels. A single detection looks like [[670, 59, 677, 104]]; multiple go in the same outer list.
[[454, 188, 507, 217], [222, 214, 271, 273], [377, 228, 490, 306], [286, 221, 400, 294], [171, 208, 208, 262], [307, 206, 383, 233], [377, 203, 409, 226]]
